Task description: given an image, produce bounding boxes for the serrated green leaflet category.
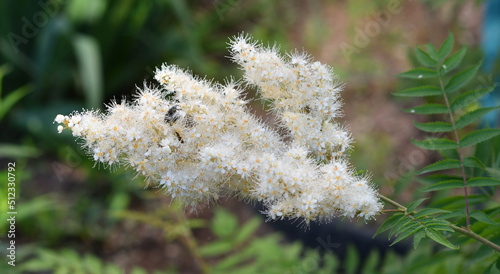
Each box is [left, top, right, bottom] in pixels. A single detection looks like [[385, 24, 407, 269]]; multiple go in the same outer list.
[[440, 47, 467, 74], [393, 85, 442, 97], [389, 217, 413, 239], [397, 68, 438, 79], [455, 106, 500, 129], [486, 167, 500, 180], [425, 228, 458, 249], [467, 177, 500, 187], [412, 138, 456, 150], [390, 223, 421, 246], [234, 216, 261, 245], [438, 210, 466, 220], [414, 121, 453, 132], [413, 229, 426, 249], [438, 32, 454, 61], [460, 128, 500, 147], [432, 195, 488, 209], [374, 213, 404, 237], [470, 210, 497, 225], [419, 218, 451, 226], [419, 159, 461, 174], [444, 61, 482, 94], [424, 44, 439, 60], [423, 180, 463, 191], [414, 208, 450, 218], [424, 224, 454, 233], [418, 174, 463, 185], [450, 86, 495, 111], [463, 156, 486, 170], [403, 103, 448, 114], [407, 198, 428, 213], [415, 46, 437, 67]]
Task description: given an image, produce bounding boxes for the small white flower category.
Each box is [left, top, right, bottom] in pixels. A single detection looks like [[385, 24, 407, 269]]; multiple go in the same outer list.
[[55, 114, 65, 123]]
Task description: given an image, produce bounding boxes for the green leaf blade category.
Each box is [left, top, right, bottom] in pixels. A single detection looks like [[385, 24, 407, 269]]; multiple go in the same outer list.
[[423, 180, 463, 192], [374, 213, 405, 238], [438, 32, 454, 61], [413, 229, 426, 249], [424, 44, 439, 61], [460, 129, 500, 147], [412, 138, 457, 150], [419, 159, 460, 174], [470, 210, 497, 225], [393, 85, 442, 97], [455, 106, 500, 129], [450, 86, 495, 112], [407, 198, 429, 213], [425, 228, 458, 249], [467, 177, 500, 188], [390, 223, 421, 246], [414, 208, 450, 218], [415, 46, 438, 67], [414, 121, 453, 133], [440, 47, 467, 74], [403, 103, 449, 114], [444, 61, 482, 94], [396, 68, 438, 79]]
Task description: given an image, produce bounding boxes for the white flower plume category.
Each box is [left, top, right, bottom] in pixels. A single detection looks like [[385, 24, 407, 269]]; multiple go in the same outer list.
[[54, 34, 382, 224]]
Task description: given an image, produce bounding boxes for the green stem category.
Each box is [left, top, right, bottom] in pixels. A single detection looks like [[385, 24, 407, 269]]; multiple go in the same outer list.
[[437, 73, 471, 230], [378, 194, 500, 253]]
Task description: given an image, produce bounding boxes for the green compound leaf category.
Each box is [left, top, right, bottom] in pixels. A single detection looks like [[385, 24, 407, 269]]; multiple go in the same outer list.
[[424, 44, 439, 60], [414, 121, 453, 133], [407, 198, 429, 213], [412, 138, 456, 150], [444, 61, 482, 94], [470, 210, 497, 225], [414, 208, 450, 218], [425, 228, 458, 249], [393, 85, 442, 97], [440, 46, 467, 75], [403, 103, 448, 114], [374, 213, 405, 238], [396, 68, 438, 79], [455, 106, 500, 129], [460, 128, 500, 147], [467, 177, 500, 188], [450, 86, 495, 111], [438, 32, 454, 61], [423, 180, 463, 192], [415, 46, 438, 67], [413, 228, 426, 249]]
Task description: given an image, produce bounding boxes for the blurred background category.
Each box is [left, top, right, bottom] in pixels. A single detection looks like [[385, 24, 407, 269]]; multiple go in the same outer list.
[[0, 0, 499, 273]]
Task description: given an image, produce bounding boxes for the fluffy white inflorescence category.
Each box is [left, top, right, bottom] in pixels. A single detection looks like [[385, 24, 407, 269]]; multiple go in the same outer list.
[[54, 34, 382, 224]]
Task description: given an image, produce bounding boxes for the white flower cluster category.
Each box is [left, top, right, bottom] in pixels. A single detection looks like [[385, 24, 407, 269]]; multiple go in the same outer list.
[[55, 34, 382, 224]]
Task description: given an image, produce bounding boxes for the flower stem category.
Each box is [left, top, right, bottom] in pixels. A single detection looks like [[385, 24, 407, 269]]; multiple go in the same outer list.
[[378, 194, 500, 252]]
